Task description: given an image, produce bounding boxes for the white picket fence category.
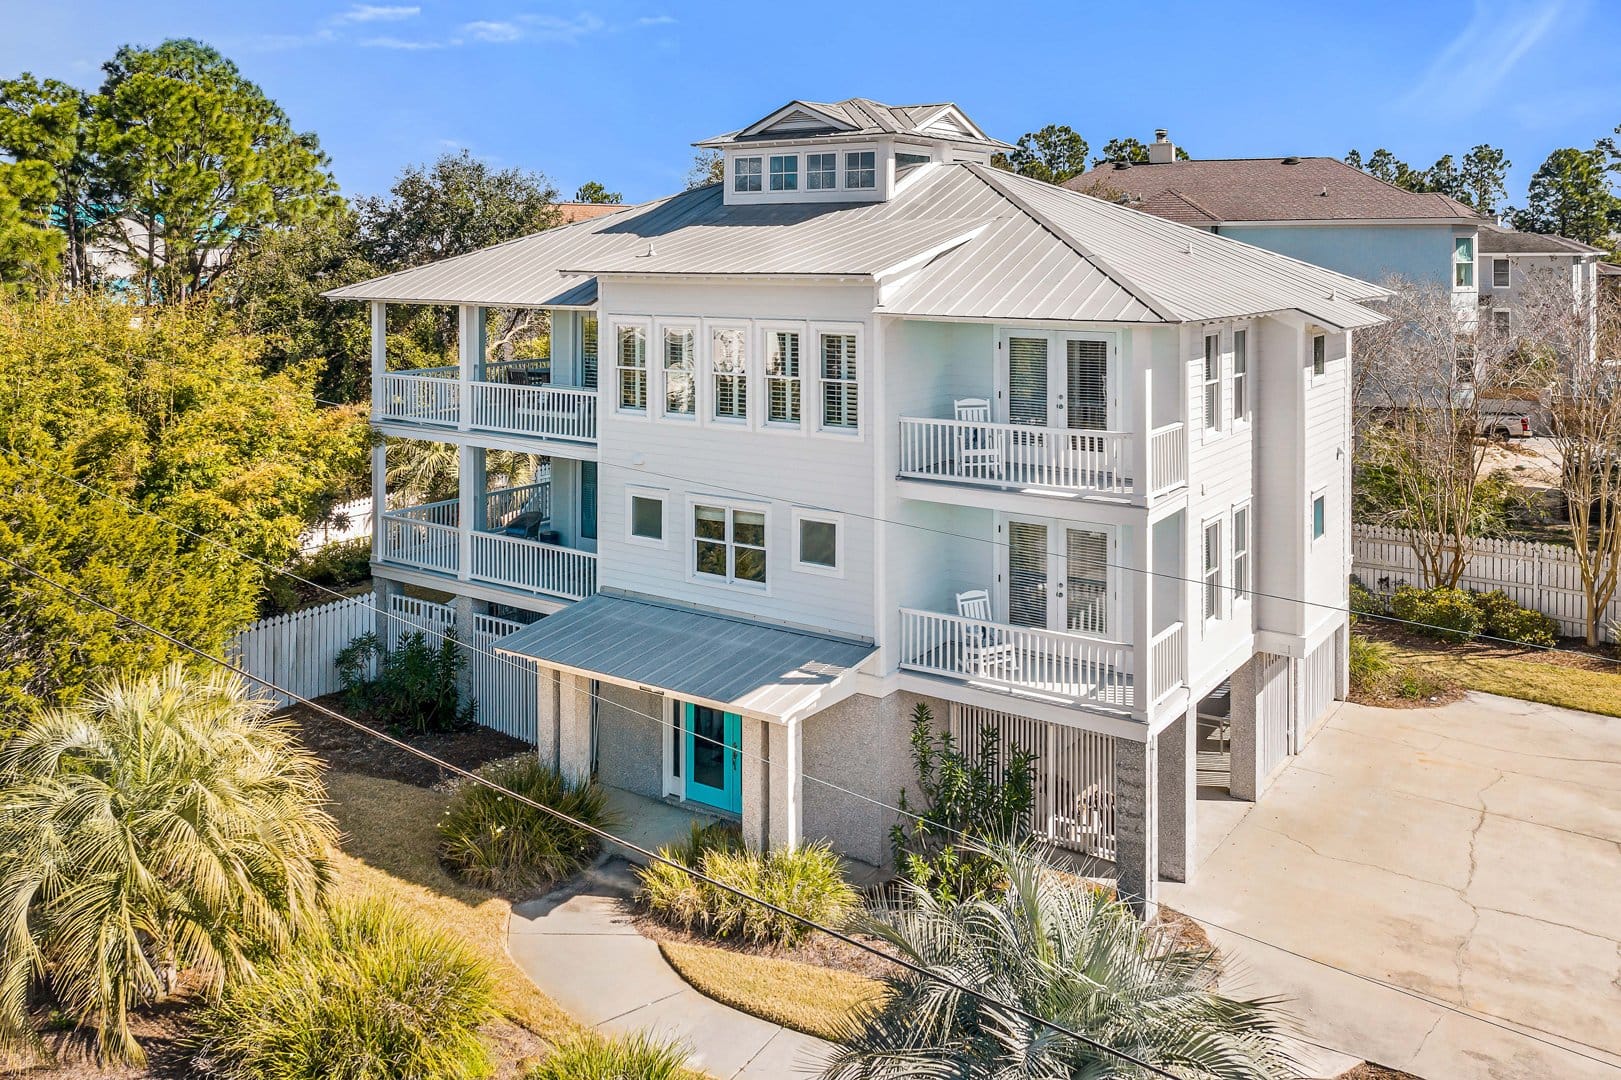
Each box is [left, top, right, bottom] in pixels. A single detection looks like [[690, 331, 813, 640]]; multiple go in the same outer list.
[[1352, 525, 1621, 643], [229, 593, 540, 741], [228, 596, 375, 708], [300, 496, 374, 553]]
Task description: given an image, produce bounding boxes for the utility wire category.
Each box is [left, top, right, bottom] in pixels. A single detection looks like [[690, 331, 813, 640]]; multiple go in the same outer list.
[[0, 550, 1190, 1080]]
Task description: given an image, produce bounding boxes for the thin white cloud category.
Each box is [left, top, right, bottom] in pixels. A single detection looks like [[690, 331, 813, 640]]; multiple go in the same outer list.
[[521, 12, 607, 43], [463, 19, 523, 42], [359, 35, 444, 49], [1400, 0, 1571, 115], [636, 14, 676, 26], [334, 4, 421, 23]]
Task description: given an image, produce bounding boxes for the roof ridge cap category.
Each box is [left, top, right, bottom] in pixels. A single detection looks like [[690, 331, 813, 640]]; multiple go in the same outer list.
[[967, 164, 1181, 322]]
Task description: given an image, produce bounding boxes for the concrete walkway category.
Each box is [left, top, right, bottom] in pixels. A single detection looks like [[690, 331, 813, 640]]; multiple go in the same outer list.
[[509, 859, 835, 1079], [1163, 693, 1621, 1080]]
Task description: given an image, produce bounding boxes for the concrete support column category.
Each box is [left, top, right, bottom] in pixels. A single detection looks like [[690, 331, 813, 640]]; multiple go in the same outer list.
[[1229, 655, 1262, 801], [534, 664, 560, 772], [372, 576, 404, 642], [556, 671, 593, 783], [741, 717, 767, 850], [767, 720, 803, 850], [1113, 735, 1159, 916], [450, 595, 482, 702], [1156, 703, 1197, 883]]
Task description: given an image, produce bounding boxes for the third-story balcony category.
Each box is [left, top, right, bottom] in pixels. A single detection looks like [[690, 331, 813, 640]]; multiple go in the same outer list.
[[378, 359, 597, 446], [377, 479, 597, 602], [897, 416, 1186, 501]]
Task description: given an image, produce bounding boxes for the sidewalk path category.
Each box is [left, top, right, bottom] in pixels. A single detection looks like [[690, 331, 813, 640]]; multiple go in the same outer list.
[[509, 859, 834, 1079]]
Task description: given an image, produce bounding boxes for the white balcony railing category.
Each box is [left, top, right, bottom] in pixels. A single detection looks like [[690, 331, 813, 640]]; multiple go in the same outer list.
[[1149, 423, 1187, 495], [378, 493, 595, 602], [899, 417, 1147, 496], [470, 532, 596, 601], [485, 479, 550, 528], [380, 370, 459, 427], [381, 514, 459, 575], [1148, 621, 1186, 705], [469, 382, 597, 442], [898, 608, 1134, 710]]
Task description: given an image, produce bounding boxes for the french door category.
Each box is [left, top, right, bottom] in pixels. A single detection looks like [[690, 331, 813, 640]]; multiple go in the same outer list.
[[1001, 331, 1114, 431], [1004, 517, 1113, 637]]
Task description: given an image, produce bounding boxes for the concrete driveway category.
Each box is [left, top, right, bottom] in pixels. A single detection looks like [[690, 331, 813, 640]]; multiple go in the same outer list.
[[1162, 692, 1621, 1080]]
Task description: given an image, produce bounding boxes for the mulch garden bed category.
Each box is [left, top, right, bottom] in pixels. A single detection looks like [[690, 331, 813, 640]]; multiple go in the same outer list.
[[284, 694, 531, 790], [1364, 621, 1617, 672]]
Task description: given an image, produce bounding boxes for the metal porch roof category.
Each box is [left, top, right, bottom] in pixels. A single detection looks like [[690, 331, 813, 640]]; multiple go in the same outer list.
[[493, 594, 875, 722]]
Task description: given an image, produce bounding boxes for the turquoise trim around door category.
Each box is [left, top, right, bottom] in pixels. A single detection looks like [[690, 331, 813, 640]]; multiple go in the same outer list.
[[682, 702, 741, 815]]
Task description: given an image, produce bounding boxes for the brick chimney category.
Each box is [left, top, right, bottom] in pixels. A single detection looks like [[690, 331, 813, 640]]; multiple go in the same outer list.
[[1149, 129, 1176, 165]]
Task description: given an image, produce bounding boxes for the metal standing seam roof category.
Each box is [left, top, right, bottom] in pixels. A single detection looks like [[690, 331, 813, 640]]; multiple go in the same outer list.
[[696, 97, 1014, 151], [324, 163, 1387, 328], [493, 594, 875, 721]]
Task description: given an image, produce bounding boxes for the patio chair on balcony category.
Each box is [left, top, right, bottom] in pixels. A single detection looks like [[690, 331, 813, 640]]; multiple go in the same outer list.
[[953, 398, 1003, 479], [954, 589, 1019, 678]]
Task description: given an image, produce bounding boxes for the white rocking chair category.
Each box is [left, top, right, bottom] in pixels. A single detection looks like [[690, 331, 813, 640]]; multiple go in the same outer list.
[[952, 398, 1003, 478], [954, 589, 1019, 677]]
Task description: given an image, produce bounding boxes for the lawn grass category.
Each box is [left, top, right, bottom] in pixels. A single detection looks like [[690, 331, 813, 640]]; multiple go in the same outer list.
[[658, 939, 885, 1042], [1385, 642, 1621, 718], [323, 769, 584, 1049]]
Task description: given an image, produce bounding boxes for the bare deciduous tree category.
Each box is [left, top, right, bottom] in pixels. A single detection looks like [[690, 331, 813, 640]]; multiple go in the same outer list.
[[1353, 277, 1523, 587]]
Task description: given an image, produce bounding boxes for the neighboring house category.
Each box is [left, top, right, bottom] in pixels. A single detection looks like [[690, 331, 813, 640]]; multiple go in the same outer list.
[[1068, 132, 1486, 319], [1476, 223, 1605, 340], [554, 201, 633, 225], [325, 98, 1386, 908]]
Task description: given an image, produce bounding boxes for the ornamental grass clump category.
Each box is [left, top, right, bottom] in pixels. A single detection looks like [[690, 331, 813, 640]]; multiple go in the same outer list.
[[0, 665, 336, 1066], [438, 756, 615, 892], [525, 1032, 690, 1080], [636, 822, 856, 948], [195, 899, 495, 1080]]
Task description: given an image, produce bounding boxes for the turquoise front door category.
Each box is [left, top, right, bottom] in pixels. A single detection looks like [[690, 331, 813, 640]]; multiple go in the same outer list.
[[682, 703, 741, 815]]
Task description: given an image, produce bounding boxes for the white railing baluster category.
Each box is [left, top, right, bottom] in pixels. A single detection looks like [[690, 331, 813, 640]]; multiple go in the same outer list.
[[897, 417, 1182, 497], [379, 371, 461, 427], [469, 532, 597, 601], [468, 382, 597, 442]]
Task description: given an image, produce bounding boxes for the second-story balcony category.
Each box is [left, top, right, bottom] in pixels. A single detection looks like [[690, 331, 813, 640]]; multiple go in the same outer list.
[[378, 359, 597, 445], [377, 479, 598, 602], [897, 415, 1186, 501]]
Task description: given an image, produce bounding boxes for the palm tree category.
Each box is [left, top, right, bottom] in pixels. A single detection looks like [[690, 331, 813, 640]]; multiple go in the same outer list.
[[0, 664, 337, 1065], [822, 844, 1296, 1080]]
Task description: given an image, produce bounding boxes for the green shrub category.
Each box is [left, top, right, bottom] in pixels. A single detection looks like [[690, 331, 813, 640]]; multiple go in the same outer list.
[[1471, 590, 1558, 648], [438, 757, 615, 892], [525, 1033, 689, 1080], [336, 629, 473, 734], [195, 899, 495, 1080], [1348, 576, 1386, 623], [636, 826, 856, 948], [1389, 585, 1483, 643], [889, 702, 1035, 903], [1348, 633, 1396, 696], [263, 538, 374, 615]]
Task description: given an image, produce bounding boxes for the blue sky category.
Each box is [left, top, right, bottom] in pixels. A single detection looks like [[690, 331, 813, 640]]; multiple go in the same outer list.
[[2, 0, 1618, 206]]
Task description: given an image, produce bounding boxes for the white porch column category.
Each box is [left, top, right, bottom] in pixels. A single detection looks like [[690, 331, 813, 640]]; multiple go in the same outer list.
[[370, 301, 387, 418], [370, 302, 388, 564], [556, 671, 593, 783], [1156, 701, 1197, 883], [371, 438, 387, 563], [1113, 734, 1159, 917], [1128, 520, 1154, 723], [767, 720, 803, 850], [456, 305, 483, 433], [1129, 327, 1155, 498], [456, 444, 477, 582]]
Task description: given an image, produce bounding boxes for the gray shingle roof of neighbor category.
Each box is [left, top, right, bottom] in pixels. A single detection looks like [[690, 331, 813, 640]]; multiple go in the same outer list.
[[493, 592, 874, 721], [324, 163, 1388, 328], [1477, 223, 1607, 256], [1068, 156, 1487, 224]]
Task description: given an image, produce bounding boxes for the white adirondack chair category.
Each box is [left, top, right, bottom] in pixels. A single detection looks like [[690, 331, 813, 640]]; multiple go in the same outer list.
[[954, 589, 1019, 677], [952, 398, 1003, 478]]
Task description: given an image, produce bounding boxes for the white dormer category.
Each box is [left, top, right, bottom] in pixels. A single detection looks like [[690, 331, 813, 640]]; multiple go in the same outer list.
[[696, 98, 1011, 207]]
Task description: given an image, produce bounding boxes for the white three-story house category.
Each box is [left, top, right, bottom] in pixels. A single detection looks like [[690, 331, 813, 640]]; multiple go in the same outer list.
[[327, 98, 1385, 907]]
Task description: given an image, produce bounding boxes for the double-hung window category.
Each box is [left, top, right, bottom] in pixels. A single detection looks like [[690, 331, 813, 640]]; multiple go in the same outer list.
[[769, 154, 797, 191], [1232, 506, 1250, 601], [1454, 235, 1475, 288], [1203, 519, 1223, 621], [616, 325, 647, 410], [662, 327, 695, 416], [580, 313, 599, 389], [845, 151, 876, 189], [733, 156, 762, 192], [693, 503, 767, 587], [765, 329, 802, 425], [1202, 333, 1221, 431], [712, 326, 747, 420], [1493, 258, 1510, 288], [1312, 334, 1326, 378], [819, 331, 859, 430], [806, 152, 837, 190], [1232, 329, 1249, 423]]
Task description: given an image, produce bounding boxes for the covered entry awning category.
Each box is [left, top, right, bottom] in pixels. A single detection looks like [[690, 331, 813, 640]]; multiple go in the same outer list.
[[494, 594, 875, 723]]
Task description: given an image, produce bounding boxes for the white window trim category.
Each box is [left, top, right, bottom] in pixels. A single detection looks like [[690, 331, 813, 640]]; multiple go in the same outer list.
[[1310, 489, 1327, 543], [1231, 323, 1252, 428], [768, 152, 799, 193], [1201, 330, 1223, 437], [843, 149, 877, 190], [1492, 257, 1511, 289], [759, 320, 810, 433], [608, 316, 651, 419], [1453, 236, 1475, 289], [1201, 516, 1224, 629], [687, 495, 771, 593], [1310, 332, 1328, 385], [624, 484, 668, 549], [1231, 501, 1251, 605], [705, 319, 753, 428], [790, 507, 844, 578], [804, 150, 839, 192], [653, 318, 700, 423], [811, 321, 864, 437], [733, 155, 763, 193]]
